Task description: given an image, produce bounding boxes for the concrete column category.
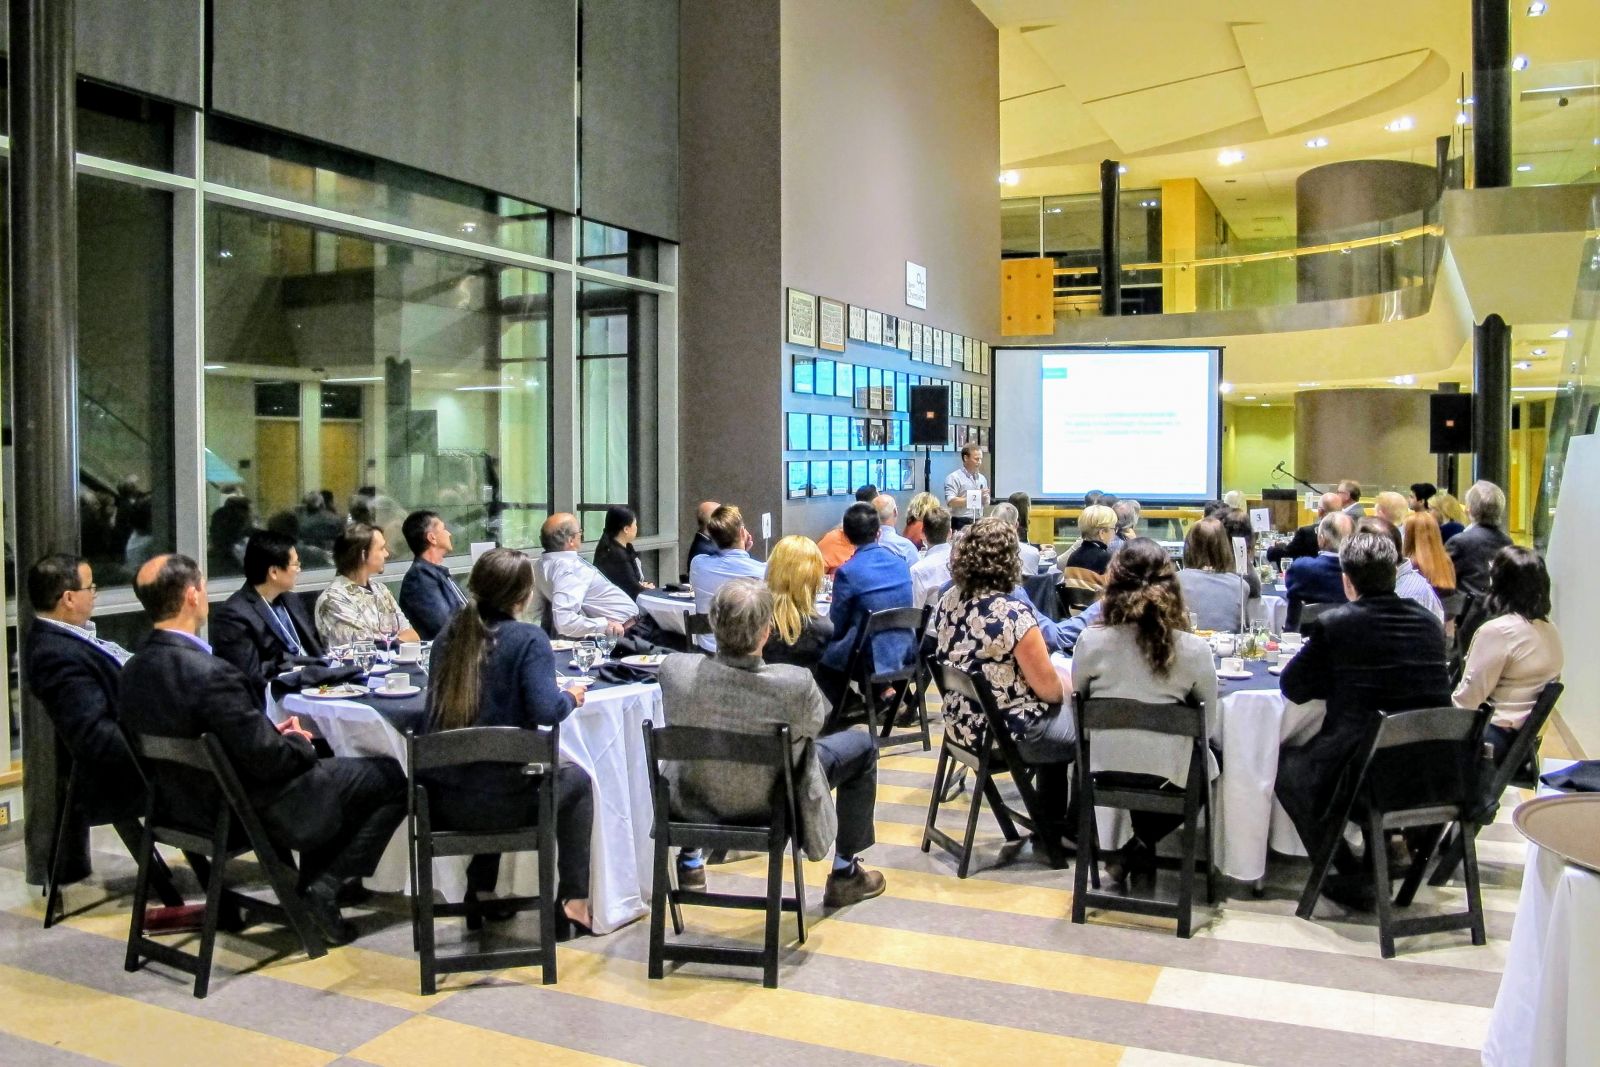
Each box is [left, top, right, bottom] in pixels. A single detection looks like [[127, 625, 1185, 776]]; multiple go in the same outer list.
[[1099, 159, 1121, 315], [1473, 314, 1511, 488], [1471, 0, 1512, 189]]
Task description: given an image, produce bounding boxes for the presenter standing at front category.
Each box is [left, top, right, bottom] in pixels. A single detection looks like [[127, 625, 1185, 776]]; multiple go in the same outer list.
[[944, 444, 989, 532]]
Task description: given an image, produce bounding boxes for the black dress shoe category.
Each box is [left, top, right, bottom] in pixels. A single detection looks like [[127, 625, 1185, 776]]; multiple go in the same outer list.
[[1321, 876, 1378, 912], [302, 881, 357, 946]]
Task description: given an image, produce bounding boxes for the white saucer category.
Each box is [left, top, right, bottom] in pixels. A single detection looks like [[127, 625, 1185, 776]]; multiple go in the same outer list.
[[1217, 669, 1255, 680], [369, 684, 422, 697], [365, 663, 392, 675], [389, 655, 422, 666]]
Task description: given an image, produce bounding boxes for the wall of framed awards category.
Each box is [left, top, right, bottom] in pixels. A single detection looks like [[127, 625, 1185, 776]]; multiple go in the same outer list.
[[781, 286, 992, 506]]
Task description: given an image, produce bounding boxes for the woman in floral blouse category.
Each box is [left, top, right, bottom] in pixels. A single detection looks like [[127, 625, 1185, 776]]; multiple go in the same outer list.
[[932, 516, 1070, 823], [315, 522, 422, 647]]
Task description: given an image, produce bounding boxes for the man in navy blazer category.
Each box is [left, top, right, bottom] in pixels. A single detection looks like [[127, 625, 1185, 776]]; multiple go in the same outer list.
[[210, 530, 324, 708], [398, 510, 467, 639], [818, 503, 914, 707], [1284, 511, 1353, 628], [22, 553, 184, 903]]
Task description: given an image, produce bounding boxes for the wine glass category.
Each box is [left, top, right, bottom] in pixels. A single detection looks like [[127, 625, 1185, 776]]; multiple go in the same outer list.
[[574, 641, 600, 675], [596, 632, 617, 661]]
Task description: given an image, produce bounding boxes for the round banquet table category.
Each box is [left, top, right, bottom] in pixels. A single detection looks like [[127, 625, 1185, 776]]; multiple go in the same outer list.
[[272, 678, 664, 935], [638, 589, 831, 636]]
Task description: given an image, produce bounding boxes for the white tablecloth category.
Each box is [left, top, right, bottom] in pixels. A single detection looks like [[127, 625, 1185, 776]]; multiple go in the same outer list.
[[637, 592, 699, 635], [1248, 594, 1289, 634], [273, 683, 664, 934]]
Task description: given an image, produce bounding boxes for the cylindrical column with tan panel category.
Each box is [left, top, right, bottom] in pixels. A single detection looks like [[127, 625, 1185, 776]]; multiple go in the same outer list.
[[1295, 161, 1438, 303]]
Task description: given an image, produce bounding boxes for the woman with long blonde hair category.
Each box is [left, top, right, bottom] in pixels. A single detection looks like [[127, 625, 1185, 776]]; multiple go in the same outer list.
[[1402, 511, 1456, 596], [1430, 492, 1467, 542], [904, 491, 940, 549], [762, 535, 834, 672]]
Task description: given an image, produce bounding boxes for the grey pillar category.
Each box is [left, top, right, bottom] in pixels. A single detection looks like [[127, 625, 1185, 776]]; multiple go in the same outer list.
[[1099, 159, 1121, 316], [1471, 0, 1511, 189], [1473, 315, 1511, 489], [9, 0, 80, 884]]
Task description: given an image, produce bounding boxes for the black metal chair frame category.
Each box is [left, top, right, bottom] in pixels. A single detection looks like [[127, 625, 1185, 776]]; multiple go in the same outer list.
[[642, 722, 808, 989], [686, 612, 714, 647], [1294, 600, 1339, 630], [124, 733, 326, 998], [829, 605, 932, 751], [1296, 704, 1493, 958], [1059, 585, 1099, 618], [1071, 694, 1217, 939], [1428, 682, 1563, 888], [922, 663, 1071, 877], [406, 725, 561, 994]]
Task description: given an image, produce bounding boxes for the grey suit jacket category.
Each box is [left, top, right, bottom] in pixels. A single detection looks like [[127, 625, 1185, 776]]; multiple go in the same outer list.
[[657, 651, 837, 860]]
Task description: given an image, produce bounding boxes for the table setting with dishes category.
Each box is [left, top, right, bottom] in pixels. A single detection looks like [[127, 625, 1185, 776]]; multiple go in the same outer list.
[[637, 582, 832, 635], [267, 633, 667, 934]]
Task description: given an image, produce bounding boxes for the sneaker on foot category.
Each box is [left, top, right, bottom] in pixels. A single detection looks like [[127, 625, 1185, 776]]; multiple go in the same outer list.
[[675, 859, 707, 892], [823, 862, 886, 908]]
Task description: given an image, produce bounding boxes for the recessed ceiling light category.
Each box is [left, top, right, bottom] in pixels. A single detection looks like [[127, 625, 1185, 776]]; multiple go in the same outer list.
[[1243, 395, 1258, 400], [1516, 361, 1533, 370], [1140, 199, 1159, 208], [1218, 382, 1234, 394], [1261, 402, 1271, 407], [1297, 381, 1320, 387], [1513, 55, 1530, 71], [459, 222, 477, 234], [1392, 374, 1416, 385], [203, 364, 227, 371], [1456, 111, 1469, 125], [1046, 207, 1062, 213], [1528, 2, 1547, 15], [1532, 347, 1548, 355], [1305, 137, 1329, 149], [218, 249, 233, 258], [456, 385, 512, 392], [1117, 164, 1128, 174], [1516, 163, 1534, 172], [1217, 149, 1245, 166], [323, 376, 384, 384], [1553, 328, 1570, 338], [1384, 116, 1415, 132], [998, 171, 1020, 186]]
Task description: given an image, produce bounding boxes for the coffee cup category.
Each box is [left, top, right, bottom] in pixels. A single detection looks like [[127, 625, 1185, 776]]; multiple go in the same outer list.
[[1221, 656, 1245, 674], [399, 641, 422, 662], [1280, 632, 1303, 651], [1213, 634, 1236, 656], [384, 672, 410, 692]]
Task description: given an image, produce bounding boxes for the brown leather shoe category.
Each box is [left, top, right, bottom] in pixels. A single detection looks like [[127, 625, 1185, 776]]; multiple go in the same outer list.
[[823, 863, 886, 908]]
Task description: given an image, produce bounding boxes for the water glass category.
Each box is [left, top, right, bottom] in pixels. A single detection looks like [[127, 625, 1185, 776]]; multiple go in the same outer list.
[[596, 633, 618, 660], [574, 642, 600, 674], [1187, 611, 1200, 632]]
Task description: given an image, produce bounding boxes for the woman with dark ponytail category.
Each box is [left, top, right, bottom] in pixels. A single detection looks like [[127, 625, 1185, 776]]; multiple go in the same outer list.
[[1071, 537, 1219, 882], [424, 547, 595, 933]]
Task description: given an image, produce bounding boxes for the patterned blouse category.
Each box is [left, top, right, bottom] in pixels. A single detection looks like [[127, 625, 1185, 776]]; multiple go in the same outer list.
[[931, 587, 1047, 747], [315, 575, 411, 648]]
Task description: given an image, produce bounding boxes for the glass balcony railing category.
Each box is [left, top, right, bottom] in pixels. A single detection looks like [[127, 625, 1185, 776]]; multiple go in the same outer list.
[[1533, 211, 1600, 550]]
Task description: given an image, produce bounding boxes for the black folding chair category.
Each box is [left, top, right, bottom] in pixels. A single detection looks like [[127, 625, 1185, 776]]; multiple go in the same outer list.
[[1296, 704, 1493, 958], [405, 725, 561, 993], [642, 722, 808, 989], [1020, 572, 1066, 623], [922, 664, 1071, 876], [124, 734, 326, 998], [1060, 585, 1099, 618], [1429, 682, 1563, 888], [686, 612, 714, 647], [1295, 600, 1339, 629], [830, 606, 932, 750], [1072, 694, 1216, 939]]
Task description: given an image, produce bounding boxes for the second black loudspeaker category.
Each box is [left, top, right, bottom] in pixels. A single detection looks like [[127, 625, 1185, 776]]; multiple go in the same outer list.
[[909, 384, 949, 446], [1429, 393, 1473, 454]]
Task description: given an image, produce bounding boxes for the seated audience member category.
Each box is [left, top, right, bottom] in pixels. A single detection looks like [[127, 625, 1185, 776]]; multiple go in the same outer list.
[[264, 510, 332, 571], [1373, 491, 1410, 527], [1453, 546, 1563, 762], [1359, 517, 1442, 622], [1268, 492, 1341, 565], [593, 504, 654, 601], [659, 579, 886, 907], [903, 492, 940, 550], [530, 513, 639, 638], [910, 506, 954, 610], [1275, 531, 1451, 907], [1430, 491, 1467, 542], [121, 555, 407, 944], [1402, 511, 1457, 599], [1222, 490, 1246, 511], [763, 535, 834, 671], [1409, 482, 1436, 513], [1283, 511, 1354, 627], [298, 491, 343, 551], [685, 500, 719, 575], [1337, 479, 1365, 517], [1073, 538, 1218, 880], [874, 494, 920, 565], [988, 501, 1039, 575], [1064, 504, 1118, 578], [1177, 517, 1256, 631], [817, 502, 915, 707], [931, 517, 1071, 822], [1110, 498, 1141, 554], [1008, 490, 1034, 540], [690, 505, 767, 652], [122, 495, 158, 570], [1445, 480, 1512, 600], [1219, 508, 1263, 597], [211, 531, 325, 706], [398, 510, 467, 640], [424, 548, 594, 933], [316, 522, 422, 647], [944, 445, 989, 531], [817, 485, 880, 572]]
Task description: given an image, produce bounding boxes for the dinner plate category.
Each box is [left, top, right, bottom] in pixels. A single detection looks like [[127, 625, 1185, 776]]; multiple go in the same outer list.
[[1217, 669, 1255, 680], [559, 676, 595, 688], [667, 591, 695, 600], [302, 684, 368, 700], [1267, 663, 1286, 675], [1512, 793, 1600, 875], [369, 684, 422, 698], [619, 654, 668, 668], [365, 662, 392, 675], [549, 639, 578, 651], [389, 655, 422, 665]]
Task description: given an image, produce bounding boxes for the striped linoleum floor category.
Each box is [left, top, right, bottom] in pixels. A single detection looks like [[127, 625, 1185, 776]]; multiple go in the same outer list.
[[0, 730, 1535, 1067]]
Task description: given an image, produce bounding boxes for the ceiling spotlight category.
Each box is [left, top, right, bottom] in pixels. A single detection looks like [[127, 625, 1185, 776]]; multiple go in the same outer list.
[[1456, 111, 1469, 125], [1140, 199, 1160, 208], [1218, 382, 1234, 394], [1527, 2, 1547, 15], [1517, 162, 1534, 172], [203, 364, 227, 371], [1297, 381, 1321, 387], [998, 170, 1020, 186], [1392, 374, 1416, 385], [1243, 395, 1258, 401], [1117, 164, 1129, 174], [1261, 402, 1271, 407], [1305, 137, 1329, 149], [459, 222, 477, 234], [1516, 361, 1533, 370], [1384, 116, 1415, 132], [1532, 347, 1548, 355], [1217, 149, 1245, 166], [1513, 55, 1530, 71], [1553, 328, 1570, 338]]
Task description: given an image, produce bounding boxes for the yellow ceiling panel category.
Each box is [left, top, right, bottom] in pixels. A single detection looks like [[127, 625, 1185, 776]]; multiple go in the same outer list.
[[1083, 68, 1261, 154], [998, 27, 1063, 100], [1020, 19, 1243, 103], [1253, 50, 1433, 133], [1230, 16, 1446, 88], [1001, 86, 1110, 163]]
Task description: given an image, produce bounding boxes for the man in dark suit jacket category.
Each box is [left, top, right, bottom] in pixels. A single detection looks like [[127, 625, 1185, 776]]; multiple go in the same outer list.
[[684, 500, 719, 579], [210, 531, 324, 708], [1267, 492, 1340, 565], [22, 554, 184, 904], [817, 503, 915, 707], [1277, 531, 1451, 905], [121, 554, 406, 944], [398, 509, 467, 640], [1445, 480, 1513, 601], [1284, 511, 1354, 627]]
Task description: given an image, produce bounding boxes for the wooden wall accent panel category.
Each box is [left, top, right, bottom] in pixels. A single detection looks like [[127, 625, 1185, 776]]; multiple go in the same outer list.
[[1000, 257, 1054, 337]]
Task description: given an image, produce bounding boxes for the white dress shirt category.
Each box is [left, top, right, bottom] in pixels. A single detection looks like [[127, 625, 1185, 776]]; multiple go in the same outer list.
[[1018, 541, 1042, 576], [689, 548, 768, 651], [531, 550, 639, 637], [943, 468, 988, 520], [878, 527, 920, 566], [911, 542, 954, 610], [37, 616, 134, 666]]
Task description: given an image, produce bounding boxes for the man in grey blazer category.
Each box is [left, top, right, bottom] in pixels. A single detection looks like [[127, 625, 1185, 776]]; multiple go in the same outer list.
[[658, 578, 885, 908]]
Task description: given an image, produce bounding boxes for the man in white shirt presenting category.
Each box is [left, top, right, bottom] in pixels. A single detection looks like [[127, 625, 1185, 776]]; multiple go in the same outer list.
[[530, 512, 639, 638], [943, 444, 988, 531], [910, 507, 954, 610]]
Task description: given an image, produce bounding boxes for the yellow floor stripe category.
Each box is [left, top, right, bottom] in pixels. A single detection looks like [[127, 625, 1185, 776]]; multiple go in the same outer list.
[[510, 949, 1126, 1067], [351, 1014, 632, 1067], [0, 963, 333, 1067]]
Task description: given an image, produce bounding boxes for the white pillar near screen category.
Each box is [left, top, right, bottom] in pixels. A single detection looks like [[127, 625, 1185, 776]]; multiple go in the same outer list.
[[1546, 432, 1600, 756]]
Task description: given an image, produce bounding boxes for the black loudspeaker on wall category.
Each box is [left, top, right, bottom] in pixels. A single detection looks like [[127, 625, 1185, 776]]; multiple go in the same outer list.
[[910, 385, 949, 446], [1429, 393, 1473, 454]]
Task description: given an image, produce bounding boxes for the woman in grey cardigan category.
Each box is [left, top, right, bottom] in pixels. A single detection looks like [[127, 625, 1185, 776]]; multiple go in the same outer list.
[[1176, 517, 1257, 631], [1073, 538, 1219, 883]]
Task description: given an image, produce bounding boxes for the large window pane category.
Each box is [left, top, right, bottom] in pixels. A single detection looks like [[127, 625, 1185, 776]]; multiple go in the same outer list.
[[203, 205, 551, 575], [577, 280, 657, 539], [579, 220, 659, 280]]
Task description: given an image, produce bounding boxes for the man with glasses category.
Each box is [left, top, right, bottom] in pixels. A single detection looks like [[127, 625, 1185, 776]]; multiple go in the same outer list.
[[211, 530, 324, 709]]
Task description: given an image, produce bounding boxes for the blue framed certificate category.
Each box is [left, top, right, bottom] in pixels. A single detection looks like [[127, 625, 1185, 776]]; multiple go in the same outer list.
[[786, 412, 808, 451]]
